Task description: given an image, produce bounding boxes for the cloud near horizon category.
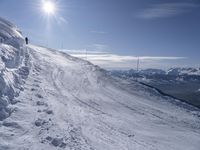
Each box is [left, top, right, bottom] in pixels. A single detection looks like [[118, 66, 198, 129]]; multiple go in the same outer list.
[[137, 2, 198, 19], [60, 49, 187, 70], [90, 30, 107, 34]]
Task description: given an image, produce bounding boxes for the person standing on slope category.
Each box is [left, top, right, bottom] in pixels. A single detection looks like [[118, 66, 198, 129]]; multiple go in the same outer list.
[[25, 37, 29, 45]]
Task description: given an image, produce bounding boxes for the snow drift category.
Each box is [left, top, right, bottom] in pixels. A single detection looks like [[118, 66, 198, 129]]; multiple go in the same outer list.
[[0, 17, 29, 121], [0, 17, 200, 150]]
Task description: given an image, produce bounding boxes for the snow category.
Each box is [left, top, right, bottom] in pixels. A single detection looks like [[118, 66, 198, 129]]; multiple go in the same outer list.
[[0, 17, 200, 150], [167, 67, 200, 76], [0, 17, 28, 122]]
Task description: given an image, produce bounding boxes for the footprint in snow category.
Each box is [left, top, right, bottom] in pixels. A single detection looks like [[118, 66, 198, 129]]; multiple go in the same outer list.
[[35, 94, 43, 99], [31, 88, 36, 91], [45, 136, 66, 148], [35, 118, 46, 127], [36, 101, 47, 106], [43, 109, 53, 115], [34, 79, 41, 83]]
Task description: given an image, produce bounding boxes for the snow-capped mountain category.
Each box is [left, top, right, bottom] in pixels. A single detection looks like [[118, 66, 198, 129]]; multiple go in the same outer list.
[[111, 68, 200, 77], [110, 68, 200, 108], [0, 17, 200, 150], [139, 69, 166, 75], [167, 67, 200, 76]]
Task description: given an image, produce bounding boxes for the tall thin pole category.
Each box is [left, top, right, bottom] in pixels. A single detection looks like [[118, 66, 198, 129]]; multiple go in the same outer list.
[[85, 49, 87, 60], [137, 57, 140, 72], [61, 41, 63, 49], [136, 57, 140, 81]]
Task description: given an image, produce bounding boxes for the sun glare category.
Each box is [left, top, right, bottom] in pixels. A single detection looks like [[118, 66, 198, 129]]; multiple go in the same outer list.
[[42, 1, 55, 15]]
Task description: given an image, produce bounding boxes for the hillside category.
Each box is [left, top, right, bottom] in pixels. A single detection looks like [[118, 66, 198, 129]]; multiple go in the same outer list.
[[0, 17, 200, 150]]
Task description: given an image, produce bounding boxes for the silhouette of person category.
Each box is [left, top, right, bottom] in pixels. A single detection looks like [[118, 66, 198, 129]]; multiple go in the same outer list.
[[25, 37, 28, 45]]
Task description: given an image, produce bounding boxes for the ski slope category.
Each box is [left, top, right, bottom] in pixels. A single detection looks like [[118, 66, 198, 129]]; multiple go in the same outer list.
[[0, 17, 200, 150]]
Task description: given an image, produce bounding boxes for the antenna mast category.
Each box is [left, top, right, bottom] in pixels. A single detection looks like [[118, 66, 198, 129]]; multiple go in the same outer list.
[[136, 57, 140, 82], [85, 49, 87, 60], [137, 57, 140, 72]]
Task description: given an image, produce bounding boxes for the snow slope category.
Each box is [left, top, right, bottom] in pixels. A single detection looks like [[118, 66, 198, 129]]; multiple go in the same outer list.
[[0, 17, 200, 150]]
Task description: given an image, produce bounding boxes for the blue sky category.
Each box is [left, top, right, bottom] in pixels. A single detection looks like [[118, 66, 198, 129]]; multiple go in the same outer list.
[[0, 0, 200, 69]]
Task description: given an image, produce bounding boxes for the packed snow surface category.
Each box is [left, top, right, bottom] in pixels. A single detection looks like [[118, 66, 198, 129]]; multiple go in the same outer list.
[[0, 17, 200, 150]]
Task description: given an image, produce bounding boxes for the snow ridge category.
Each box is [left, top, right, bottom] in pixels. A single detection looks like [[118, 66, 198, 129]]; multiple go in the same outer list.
[[0, 17, 30, 121]]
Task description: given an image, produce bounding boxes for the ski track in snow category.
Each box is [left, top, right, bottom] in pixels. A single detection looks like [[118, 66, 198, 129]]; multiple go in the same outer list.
[[0, 17, 200, 150]]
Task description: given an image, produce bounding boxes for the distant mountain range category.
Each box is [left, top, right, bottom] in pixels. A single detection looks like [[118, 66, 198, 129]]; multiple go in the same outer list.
[[110, 68, 200, 108], [111, 68, 200, 76], [167, 68, 200, 76]]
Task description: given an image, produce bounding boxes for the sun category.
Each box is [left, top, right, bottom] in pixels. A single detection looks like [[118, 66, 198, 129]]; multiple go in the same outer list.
[[42, 1, 56, 15]]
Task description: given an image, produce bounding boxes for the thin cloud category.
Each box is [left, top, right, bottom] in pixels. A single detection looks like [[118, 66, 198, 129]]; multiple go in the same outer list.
[[90, 30, 107, 34], [61, 49, 187, 69], [58, 16, 68, 24], [55, 16, 68, 26], [78, 54, 186, 62], [60, 49, 108, 54], [87, 44, 109, 51], [137, 2, 198, 19]]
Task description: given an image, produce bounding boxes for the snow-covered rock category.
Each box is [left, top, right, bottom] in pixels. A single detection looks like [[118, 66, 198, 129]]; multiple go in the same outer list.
[[0, 17, 200, 150]]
